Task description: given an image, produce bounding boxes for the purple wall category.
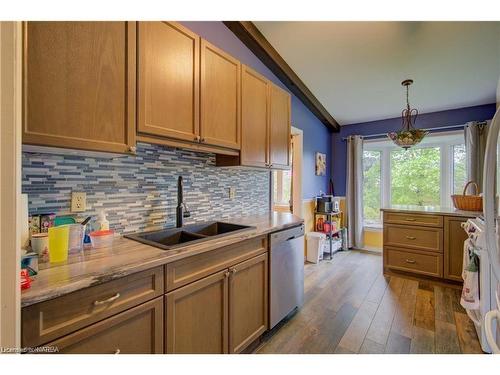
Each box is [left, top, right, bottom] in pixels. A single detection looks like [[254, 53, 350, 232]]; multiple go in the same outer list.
[[181, 22, 332, 199], [332, 103, 497, 196]]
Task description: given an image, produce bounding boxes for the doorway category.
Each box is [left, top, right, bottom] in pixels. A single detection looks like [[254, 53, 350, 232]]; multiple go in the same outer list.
[[272, 126, 303, 218]]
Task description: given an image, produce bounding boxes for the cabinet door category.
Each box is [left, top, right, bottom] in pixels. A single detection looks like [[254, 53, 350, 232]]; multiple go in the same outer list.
[[165, 269, 229, 353], [229, 253, 268, 354], [444, 216, 469, 281], [47, 297, 163, 354], [23, 22, 136, 154], [269, 84, 291, 169], [200, 39, 241, 149], [138, 21, 200, 142], [241, 65, 270, 168]]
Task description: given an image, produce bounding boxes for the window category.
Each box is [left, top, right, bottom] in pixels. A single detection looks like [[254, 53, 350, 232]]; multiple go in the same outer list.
[[273, 169, 292, 206], [391, 147, 441, 206], [453, 144, 466, 194], [363, 150, 382, 226], [362, 131, 466, 227]]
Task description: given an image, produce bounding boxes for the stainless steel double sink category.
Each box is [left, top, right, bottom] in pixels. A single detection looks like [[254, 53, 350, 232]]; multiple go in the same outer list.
[[125, 221, 254, 250]]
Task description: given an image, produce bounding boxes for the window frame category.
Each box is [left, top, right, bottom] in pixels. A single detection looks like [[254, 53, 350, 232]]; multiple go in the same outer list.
[[362, 130, 465, 228], [362, 149, 383, 227], [273, 169, 292, 207]]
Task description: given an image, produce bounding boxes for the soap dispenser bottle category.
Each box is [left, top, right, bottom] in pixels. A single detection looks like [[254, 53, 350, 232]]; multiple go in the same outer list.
[[97, 210, 109, 231]]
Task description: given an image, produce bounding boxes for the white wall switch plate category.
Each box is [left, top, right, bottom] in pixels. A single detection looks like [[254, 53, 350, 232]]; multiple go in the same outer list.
[[229, 187, 236, 199], [71, 192, 86, 212]]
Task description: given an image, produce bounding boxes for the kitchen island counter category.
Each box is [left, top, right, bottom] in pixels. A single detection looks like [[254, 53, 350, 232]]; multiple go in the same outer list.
[[21, 212, 303, 307]]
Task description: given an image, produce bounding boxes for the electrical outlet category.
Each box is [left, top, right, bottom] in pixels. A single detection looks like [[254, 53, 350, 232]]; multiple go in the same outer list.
[[71, 192, 86, 212], [229, 187, 236, 199]]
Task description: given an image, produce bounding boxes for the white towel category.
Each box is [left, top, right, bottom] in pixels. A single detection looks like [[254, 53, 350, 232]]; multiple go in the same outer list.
[[462, 238, 471, 280], [461, 247, 480, 311]]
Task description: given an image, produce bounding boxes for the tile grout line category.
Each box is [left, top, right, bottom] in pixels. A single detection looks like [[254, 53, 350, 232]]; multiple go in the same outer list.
[[332, 253, 381, 353], [358, 274, 396, 352], [384, 278, 410, 353]]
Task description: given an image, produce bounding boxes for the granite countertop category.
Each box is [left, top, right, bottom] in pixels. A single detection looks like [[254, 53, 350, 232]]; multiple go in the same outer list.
[[22, 212, 303, 307], [380, 205, 480, 218]]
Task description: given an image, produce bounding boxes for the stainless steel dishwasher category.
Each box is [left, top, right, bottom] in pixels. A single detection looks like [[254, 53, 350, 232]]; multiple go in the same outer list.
[[269, 224, 305, 328]]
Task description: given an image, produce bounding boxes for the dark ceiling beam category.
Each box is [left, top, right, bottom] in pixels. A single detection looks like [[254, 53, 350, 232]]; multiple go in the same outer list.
[[223, 21, 340, 132]]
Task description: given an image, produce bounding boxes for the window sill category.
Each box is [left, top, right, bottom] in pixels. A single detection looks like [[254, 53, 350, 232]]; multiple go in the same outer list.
[[363, 225, 382, 232]]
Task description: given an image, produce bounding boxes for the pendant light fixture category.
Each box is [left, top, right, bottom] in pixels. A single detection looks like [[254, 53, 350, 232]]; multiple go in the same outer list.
[[388, 79, 428, 149]]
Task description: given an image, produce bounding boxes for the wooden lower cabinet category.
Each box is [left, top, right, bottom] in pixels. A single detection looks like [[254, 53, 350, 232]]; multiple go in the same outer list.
[[444, 216, 469, 281], [382, 210, 473, 283], [22, 266, 164, 348], [384, 246, 443, 278], [383, 224, 443, 253], [22, 239, 272, 354], [47, 297, 163, 354], [165, 269, 229, 354], [229, 253, 268, 354], [165, 252, 269, 354]]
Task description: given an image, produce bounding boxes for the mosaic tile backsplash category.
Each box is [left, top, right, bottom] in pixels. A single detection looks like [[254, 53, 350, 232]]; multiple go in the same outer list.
[[22, 142, 270, 234]]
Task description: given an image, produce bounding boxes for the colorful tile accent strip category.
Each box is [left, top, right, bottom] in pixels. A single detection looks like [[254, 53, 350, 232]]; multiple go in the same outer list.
[[22, 143, 270, 234]]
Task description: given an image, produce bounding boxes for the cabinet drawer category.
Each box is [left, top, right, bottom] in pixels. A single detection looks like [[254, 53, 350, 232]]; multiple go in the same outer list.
[[384, 224, 443, 253], [384, 247, 443, 278], [22, 266, 164, 347], [166, 235, 267, 291], [46, 297, 163, 354], [383, 212, 443, 227]]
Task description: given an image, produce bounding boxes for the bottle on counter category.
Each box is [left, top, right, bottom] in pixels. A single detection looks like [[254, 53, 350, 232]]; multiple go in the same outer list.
[[97, 210, 109, 231]]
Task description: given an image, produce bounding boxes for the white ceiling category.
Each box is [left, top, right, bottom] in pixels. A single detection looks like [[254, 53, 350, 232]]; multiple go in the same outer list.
[[253, 22, 500, 125]]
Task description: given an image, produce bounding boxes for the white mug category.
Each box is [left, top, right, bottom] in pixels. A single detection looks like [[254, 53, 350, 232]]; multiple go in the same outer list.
[[31, 233, 49, 261]]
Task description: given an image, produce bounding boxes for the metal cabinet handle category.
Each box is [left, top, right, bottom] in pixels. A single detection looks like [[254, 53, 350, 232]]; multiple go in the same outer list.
[[224, 271, 230, 278], [94, 292, 120, 306], [404, 218, 416, 221], [269, 164, 273, 168], [405, 259, 416, 264], [194, 135, 200, 142], [230, 268, 237, 274], [128, 146, 137, 154], [200, 137, 205, 143], [405, 236, 416, 240], [114, 348, 121, 354]]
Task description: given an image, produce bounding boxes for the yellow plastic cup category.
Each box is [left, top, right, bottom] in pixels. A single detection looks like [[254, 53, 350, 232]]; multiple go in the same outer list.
[[48, 225, 69, 263]]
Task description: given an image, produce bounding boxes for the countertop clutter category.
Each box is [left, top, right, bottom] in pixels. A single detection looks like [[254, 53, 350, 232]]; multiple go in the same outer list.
[[21, 212, 303, 307], [381, 204, 480, 218]]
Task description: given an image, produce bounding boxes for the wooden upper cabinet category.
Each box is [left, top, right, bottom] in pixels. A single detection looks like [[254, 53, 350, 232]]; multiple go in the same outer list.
[[240, 65, 270, 168], [23, 22, 136, 154], [229, 253, 268, 354], [269, 84, 291, 169], [138, 21, 200, 142], [200, 39, 241, 150]]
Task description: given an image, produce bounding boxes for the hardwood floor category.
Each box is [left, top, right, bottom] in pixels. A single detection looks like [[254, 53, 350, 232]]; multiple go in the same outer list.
[[256, 250, 483, 354]]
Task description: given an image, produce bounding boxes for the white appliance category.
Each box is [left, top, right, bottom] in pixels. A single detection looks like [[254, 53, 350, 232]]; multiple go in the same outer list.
[[481, 106, 500, 353], [462, 218, 495, 352]]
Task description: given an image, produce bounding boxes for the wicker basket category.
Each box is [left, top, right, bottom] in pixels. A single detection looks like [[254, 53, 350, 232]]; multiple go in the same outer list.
[[451, 181, 483, 211]]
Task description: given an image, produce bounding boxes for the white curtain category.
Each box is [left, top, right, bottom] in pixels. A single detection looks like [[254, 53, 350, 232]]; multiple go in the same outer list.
[[465, 121, 488, 194], [346, 135, 364, 249]]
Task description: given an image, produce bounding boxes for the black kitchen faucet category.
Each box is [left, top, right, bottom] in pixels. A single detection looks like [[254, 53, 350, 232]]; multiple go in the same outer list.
[[176, 176, 191, 228]]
